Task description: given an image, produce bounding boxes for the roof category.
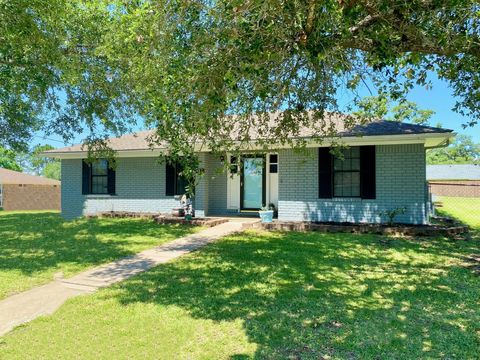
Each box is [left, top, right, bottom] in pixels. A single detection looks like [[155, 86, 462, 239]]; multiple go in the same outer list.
[[427, 164, 480, 180], [43, 112, 453, 156], [44, 130, 157, 154], [339, 121, 451, 137], [0, 168, 61, 185]]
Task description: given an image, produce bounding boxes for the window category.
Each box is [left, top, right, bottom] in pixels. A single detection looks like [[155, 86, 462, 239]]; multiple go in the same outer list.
[[333, 147, 360, 197], [82, 159, 116, 195], [174, 164, 188, 195], [166, 162, 188, 196], [269, 154, 278, 173], [91, 159, 109, 194], [318, 146, 375, 199], [230, 156, 238, 174]]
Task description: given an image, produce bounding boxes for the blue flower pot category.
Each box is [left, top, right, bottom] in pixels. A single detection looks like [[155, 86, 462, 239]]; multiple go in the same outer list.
[[259, 210, 274, 223]]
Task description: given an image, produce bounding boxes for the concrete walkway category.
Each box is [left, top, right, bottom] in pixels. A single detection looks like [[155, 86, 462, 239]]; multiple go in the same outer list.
[[0, 218, 257, 336]]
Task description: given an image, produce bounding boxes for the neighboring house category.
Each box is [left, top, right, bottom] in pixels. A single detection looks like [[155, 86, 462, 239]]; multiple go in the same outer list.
[[44, 114, 453, 224], [427, 164, 480, 198], [0, 168, 61, 211]]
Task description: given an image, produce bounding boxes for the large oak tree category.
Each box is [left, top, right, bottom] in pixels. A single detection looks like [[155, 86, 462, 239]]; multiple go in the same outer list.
[[1, 0, 479, 161]]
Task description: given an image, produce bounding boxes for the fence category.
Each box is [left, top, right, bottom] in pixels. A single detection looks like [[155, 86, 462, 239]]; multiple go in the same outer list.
[[428, 181, 480, 228]]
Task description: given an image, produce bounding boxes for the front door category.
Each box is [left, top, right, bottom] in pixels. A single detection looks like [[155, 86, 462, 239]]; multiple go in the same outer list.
[[240, 155, 266, 210]]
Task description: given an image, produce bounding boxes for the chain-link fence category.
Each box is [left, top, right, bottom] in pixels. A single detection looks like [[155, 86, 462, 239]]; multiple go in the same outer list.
[[428, 181, 480, 228]]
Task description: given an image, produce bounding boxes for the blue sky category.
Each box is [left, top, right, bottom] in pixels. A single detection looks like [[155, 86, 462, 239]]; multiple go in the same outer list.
[[34, 75, 479, 149]]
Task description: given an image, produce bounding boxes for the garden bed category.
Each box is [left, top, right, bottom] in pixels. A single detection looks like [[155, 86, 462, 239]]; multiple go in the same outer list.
[[153, 215, 228, 227], [97, 211, 228, 227], [252, 220, 469, 237]]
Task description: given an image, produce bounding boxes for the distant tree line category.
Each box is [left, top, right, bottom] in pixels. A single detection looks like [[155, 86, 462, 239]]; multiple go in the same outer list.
[[0, 144, 60, 180]]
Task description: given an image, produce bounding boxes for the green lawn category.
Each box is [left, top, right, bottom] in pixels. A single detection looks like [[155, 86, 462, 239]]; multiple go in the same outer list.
[[436, 196, 480, 228], [0, 211, 196, 300], [1, 229, 479, 359]]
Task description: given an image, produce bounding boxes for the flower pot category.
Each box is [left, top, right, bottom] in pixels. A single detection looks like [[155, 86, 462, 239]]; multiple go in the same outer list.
[[171, 208, 185, 217], [259, 210, 274, 223]]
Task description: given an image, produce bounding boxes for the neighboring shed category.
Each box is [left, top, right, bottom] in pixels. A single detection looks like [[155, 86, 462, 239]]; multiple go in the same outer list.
[[0, 168, 61, 211], [427, 164, 480, 198]]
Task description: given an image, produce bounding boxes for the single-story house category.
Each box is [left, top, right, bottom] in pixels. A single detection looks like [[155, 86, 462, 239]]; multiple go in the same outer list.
[[44, 114, 453, 224], [0, 168, 61, 211], [427, 164, 480, 198]]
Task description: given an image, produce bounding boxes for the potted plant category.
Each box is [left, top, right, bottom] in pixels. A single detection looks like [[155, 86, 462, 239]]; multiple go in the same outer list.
[[180, 194, 193, 221], [259, 204, 275, 223]]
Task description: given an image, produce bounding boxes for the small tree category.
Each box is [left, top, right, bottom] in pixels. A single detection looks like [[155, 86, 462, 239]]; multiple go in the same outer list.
[[379, 207, 407, 226]]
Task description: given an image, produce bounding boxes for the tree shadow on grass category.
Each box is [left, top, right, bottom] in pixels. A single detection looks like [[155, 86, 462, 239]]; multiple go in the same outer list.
[[109, 231, 480, 359], [0, 211, 193, 278]]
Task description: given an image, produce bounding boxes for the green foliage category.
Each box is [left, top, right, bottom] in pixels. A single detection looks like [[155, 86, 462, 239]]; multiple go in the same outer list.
[[0, 0, 136, 152], [427, 135, 480, 165], [14, 144, 62, 180], [0, 147, 22, 171], [1, 0, 479, 164], [28, 144, 61, 180], [354, 96, 435, 125], [42, 162, 61, 180], [378, 207, 407, 226]]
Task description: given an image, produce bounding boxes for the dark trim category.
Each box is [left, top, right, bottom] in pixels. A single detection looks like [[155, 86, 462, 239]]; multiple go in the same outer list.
[[319, 146, 377, 199], [166, 161, 188, 196], [240, 154, 266, 210], [107, 166, 116, 195], [360, 145, 376, 199], [318, 147, 333, 198], [165, 162, 176, 196], [82, 160, 91, 195]]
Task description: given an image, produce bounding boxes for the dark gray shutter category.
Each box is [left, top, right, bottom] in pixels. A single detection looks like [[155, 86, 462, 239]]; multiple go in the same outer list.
[[107, 162, 116, 195], [166, 162, 175, 196], [318, 147, 333, 198], [82, 160, 91, 195], [360, 146, 376, 199]]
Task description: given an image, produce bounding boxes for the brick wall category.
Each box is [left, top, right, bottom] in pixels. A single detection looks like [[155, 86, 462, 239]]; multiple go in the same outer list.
[[62, 158, 182, 219], [278, 144, 428, 224], [61, 145, 428, 224], [429, 180, 480, 198], [2, 184, 60, 211], [206, 154, 228, 215]]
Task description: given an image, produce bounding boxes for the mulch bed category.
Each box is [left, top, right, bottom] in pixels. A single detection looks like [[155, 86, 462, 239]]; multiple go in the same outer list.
[[252, 220, 469, 237], [96, 211, 228, 227]]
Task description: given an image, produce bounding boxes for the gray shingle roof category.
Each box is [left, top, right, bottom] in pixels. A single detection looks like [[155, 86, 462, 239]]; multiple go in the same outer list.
[[45, 112, 452, 154], [340, 121, 452, 137], [427, 164, 480, 180]]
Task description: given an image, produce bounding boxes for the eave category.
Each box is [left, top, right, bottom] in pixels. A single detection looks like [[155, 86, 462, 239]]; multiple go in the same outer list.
[[42, 132, 455, 159]]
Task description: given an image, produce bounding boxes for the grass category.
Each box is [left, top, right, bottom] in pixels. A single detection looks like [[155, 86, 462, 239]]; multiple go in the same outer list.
[[1, 228, 479, 359], [0, 211, 196, 300], [436, 196, 480, 228]]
